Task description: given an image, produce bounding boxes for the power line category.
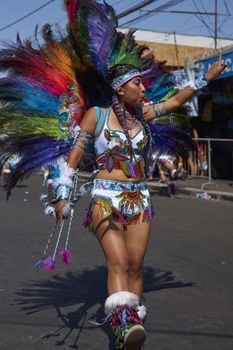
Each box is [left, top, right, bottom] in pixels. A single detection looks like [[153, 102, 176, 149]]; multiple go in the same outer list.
[[121, 0, 186, 27], [199, 0, 213, 31], [140, 9, 229, 15], [0, 0, 56, 33], [191, 0, 214, 37], [112, 0, 125, 6], [223, 0, 230, 15], [117, 0, 158, 19]]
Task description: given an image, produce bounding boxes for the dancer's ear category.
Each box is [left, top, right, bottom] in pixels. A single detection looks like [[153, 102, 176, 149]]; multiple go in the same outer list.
[[116, 86, 124, 96]]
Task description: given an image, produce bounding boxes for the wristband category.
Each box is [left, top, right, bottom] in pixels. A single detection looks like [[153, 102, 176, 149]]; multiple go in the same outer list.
[[193, 74, 209, 90], [184, 74, 209, 91], [56, 184, 72, 201]]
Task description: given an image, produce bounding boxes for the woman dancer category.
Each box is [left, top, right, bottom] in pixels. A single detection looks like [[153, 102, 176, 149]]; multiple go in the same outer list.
[[55, 60, 225, 349], [0, 1, 225, 348]]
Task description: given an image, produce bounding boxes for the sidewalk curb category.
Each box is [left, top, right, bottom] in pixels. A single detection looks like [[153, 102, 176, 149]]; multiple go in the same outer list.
[[78, 172, 233, 202], [147, 182, 233, 202]]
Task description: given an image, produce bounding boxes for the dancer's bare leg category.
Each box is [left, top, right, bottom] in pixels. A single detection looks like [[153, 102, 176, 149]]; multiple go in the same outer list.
[[124, 219, 151, 298], [92, 205, 129, 294]]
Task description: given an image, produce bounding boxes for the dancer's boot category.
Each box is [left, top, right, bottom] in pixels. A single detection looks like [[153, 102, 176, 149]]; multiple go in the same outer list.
[[105, 291, 146, 350]]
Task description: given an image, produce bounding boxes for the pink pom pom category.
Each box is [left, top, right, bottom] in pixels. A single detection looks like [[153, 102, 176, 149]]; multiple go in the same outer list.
[[60, 249, 72, 265], [43, 256, 56, 272]]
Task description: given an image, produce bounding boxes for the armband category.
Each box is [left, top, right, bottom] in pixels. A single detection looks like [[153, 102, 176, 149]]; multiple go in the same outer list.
[[46, 159, 76, 203], [73, 130, 92, 151], [153, 101, 168, 117], [56, 184, 72, 201]]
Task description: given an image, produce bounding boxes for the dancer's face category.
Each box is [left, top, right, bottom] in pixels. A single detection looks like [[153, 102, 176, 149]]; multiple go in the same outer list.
[[117, 76, 145, 107]]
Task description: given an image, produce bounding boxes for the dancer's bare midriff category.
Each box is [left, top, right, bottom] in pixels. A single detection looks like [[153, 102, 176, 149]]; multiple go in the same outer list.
[[96, 168, 145, 182]]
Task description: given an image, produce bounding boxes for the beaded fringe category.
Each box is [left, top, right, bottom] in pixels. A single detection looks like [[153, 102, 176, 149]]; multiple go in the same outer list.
[[83, 197, 154, 230]]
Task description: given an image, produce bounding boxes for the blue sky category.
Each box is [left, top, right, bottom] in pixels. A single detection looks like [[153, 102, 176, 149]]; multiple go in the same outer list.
[[0, 0, 232, 44]]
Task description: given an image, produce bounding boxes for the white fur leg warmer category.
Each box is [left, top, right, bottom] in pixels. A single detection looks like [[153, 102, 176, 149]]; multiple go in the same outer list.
[[137, 305, 147, 321], [104, 291, 139, 315]]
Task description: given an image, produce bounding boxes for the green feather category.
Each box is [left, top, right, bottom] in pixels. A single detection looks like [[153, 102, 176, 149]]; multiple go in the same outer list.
[[160, 88, 179, 101], [0, 113, 63, 139], [155, 113, 189, 130], [108, 30, 150, 69]]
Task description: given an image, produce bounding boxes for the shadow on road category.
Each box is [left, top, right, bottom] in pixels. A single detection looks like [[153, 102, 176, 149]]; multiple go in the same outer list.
[[14, 266, 193, 349]]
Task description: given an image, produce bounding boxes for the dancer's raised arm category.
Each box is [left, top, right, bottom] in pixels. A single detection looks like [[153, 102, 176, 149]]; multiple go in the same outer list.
[[144, 52, 226, 121]]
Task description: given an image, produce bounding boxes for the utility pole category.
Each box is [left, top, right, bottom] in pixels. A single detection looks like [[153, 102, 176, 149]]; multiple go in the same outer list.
[[173, 31, 180, 69], [214, 0, 218, 50]]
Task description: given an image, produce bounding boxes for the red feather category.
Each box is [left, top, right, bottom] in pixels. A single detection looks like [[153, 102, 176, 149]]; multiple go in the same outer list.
[[64, 0, 79, 23], [0, 47, 71, 95]]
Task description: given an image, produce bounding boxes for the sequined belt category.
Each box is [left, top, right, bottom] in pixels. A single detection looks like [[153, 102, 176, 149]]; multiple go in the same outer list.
[[93, 179, 147, 192]]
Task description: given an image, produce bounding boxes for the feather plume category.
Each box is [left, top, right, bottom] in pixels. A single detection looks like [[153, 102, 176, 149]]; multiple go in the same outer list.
[[64, 0, 79, 23], [85, 1, 117, 73], [108, 30, 149, 69], [0, 0, 189, 200], [0, 113, 62, 139], [148, 123, 195, 159], [0, 136, 71, 197], [144, 75, 177, 104], [154, 113, 189, 130], [0, 78, 60, 115]]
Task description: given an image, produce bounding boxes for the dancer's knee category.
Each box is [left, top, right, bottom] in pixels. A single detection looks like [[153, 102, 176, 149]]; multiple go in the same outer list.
[[128, 261, 143, 278], [107, 257, 129, 275]]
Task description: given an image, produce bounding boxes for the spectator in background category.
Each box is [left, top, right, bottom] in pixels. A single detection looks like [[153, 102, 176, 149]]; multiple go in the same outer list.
[[187, 121, 199, 176], [157, 154, 187, 198]]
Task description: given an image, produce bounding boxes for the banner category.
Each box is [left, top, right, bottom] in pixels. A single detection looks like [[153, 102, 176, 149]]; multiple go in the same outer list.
[[195, 51, 233, 80]]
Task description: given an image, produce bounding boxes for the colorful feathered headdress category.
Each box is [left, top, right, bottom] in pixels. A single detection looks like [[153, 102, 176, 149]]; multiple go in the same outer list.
[[0, 0, 181, 196]]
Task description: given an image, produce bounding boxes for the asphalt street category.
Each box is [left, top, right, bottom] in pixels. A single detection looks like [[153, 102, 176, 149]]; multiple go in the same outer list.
[[0, 175, 233, 350]]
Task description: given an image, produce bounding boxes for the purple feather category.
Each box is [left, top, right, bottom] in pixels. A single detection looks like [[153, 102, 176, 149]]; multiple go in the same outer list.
[[141, 62, 163, 80], [148, 123, 195, 158], [0, 136, 72, 198], [144, 123, 195, 177], [85, 1, 117, 73]]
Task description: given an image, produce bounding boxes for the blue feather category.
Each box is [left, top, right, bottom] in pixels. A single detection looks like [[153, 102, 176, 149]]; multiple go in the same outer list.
[[145, 76, 176, 104], [0, 78, 59, 115]]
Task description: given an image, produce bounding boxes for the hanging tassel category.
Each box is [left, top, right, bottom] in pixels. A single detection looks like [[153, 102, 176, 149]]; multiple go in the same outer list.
[[129, 163, 137, 178], [43, 256, 56, 272], [60, 249, 72, 265], [33, 259, 44, 271]]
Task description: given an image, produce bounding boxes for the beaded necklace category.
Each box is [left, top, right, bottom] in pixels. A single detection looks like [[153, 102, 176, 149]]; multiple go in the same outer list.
[[124, 112, 140, 130]]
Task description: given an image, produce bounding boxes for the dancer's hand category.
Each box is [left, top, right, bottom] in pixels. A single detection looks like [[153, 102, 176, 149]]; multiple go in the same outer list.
[[206, 51, 227, 81], [56, 200, 68, 224]]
